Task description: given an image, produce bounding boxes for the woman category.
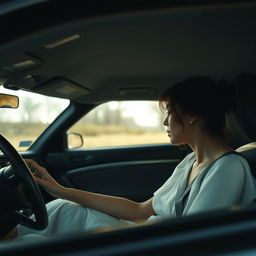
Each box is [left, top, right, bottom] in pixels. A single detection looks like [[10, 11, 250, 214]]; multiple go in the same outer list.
[[11, 77, 256, 240]]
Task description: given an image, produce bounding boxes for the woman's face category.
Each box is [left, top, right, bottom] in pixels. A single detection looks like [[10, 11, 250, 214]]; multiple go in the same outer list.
[[163, 103, 189, 145]]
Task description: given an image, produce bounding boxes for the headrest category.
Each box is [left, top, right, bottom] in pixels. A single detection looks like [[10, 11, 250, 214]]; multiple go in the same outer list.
[[229, 73, 256, 144]]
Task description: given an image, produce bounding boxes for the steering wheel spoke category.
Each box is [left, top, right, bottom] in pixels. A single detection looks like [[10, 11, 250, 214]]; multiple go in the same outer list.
[[13, 211, 36, 229]]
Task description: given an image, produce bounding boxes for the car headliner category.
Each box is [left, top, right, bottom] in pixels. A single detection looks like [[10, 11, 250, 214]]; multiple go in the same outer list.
[[0, 1, 255, 105]]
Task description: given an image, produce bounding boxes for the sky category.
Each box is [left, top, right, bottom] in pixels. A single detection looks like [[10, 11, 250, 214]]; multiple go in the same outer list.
[[108, 101, 162, 127]]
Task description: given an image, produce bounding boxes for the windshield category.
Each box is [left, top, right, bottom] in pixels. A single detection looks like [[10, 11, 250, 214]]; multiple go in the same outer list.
[[0, 87, 69, 151]]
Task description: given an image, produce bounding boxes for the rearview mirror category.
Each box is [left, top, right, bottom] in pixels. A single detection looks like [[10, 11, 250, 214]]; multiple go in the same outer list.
[[0, 93, 19, 108]]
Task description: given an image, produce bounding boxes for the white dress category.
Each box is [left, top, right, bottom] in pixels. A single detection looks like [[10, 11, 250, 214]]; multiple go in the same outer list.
[[16, 152, 256, 241]]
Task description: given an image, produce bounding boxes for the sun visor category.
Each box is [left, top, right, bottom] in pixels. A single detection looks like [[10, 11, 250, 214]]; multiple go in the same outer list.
[[33, 77, 90, 99]]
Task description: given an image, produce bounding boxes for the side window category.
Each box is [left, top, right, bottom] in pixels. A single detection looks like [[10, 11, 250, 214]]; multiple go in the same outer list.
[[68, 101, 167, 149]]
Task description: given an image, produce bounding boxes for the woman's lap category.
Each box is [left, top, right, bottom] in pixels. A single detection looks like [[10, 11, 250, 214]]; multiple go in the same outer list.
[[16, 199, 128, 241]]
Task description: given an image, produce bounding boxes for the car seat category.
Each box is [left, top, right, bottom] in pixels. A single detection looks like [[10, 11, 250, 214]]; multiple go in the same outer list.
[[226, 73, 256, 179]]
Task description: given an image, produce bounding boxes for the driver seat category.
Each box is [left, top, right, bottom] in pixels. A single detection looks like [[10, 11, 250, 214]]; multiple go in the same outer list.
[[226, 73, 256, 179]]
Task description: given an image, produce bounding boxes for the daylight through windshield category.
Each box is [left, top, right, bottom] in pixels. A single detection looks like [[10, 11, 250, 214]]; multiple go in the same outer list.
[[0, 87, 69, 151]]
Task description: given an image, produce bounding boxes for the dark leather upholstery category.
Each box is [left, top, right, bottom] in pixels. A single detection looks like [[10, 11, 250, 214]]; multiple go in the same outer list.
[[232, 73, 256, 141], [236, 143, 256, 179], [229, 73, 256, 179]]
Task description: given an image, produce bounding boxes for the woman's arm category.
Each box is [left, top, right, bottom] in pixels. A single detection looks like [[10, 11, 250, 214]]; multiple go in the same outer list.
[[62, 189, 155, 222], [25, 159, 156, 222]]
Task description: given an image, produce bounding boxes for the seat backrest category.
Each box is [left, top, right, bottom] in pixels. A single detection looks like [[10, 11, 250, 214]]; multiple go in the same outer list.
[[228, 73, 256, 179], [236, 143, 256, 179]]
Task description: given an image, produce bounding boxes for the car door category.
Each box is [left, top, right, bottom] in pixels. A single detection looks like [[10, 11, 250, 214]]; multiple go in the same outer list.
[[46, 144, 186, 202]]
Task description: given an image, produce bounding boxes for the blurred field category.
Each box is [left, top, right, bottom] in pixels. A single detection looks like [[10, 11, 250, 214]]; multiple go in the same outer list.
[[82, 132, 168, 148], [0, 122, 168, 151]]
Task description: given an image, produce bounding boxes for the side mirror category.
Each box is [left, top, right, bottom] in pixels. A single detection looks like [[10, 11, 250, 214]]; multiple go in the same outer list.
[[66, 132, 83, 150], [0, 93, 19, 108]]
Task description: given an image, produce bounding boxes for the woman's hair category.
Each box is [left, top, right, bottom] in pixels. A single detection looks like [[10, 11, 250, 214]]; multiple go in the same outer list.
[[159, 77, 233, 137]]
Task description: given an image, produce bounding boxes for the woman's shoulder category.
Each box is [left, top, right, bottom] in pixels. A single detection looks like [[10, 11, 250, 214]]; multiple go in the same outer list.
[[217, 151, 249, 165], [154, 152, 195, 193], [180, 151, 195, 164], [172, 151, 195, 172], [212, 151, 251, 175]]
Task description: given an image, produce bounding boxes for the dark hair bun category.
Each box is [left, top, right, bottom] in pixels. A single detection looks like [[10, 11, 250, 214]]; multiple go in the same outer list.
[[216, 79, 235, 114]]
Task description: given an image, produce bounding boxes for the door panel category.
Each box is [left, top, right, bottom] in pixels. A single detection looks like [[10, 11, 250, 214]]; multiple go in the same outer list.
[[64, 159, 180, 202], [46, 144, 188, 202]]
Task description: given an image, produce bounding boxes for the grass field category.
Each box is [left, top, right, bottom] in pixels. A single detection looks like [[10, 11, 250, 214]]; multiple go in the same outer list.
[[0, 123, 168, 151], [82, 132, 168, 148]]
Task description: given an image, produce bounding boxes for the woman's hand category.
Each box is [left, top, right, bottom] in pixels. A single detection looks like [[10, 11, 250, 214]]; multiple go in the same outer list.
[[24, 159, 66, 198]]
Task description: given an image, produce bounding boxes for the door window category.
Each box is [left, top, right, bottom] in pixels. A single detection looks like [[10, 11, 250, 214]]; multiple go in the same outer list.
[[68, 101, 168, 148]]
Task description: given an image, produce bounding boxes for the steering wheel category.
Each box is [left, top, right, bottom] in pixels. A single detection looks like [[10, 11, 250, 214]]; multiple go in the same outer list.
[[0, 134, 47, 230]]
